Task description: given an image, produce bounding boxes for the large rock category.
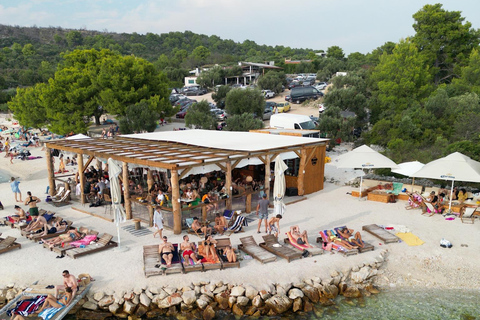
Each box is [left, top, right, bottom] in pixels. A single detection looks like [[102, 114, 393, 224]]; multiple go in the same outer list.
[[82, 301, 98, 311], [140, 293, 151, 307], [321, 284, 339, 299], [134, 304, 148, 318], [258, 289, 271, 300], [213, 285, 227, 294], [365, 284, 380, 294], [343, 286, 362, 298], [93, 291, 105, 302], [98, 295, 114, 308], [182, 290, 196, 305], [157, 293, 183, 309], [232, 304, 244, 316], [214, 292, 229, 310], [303, 298, 313, 312], [200, 286, 214, 299], [109, 302, 121, 314], [265, 295, 292, 314], [5, 290, 16, 301], [228, 296, 236, 309], [203, 305, 215, 320], [351, 266, 377, 284], [252, 295, 263, 308], [245, 306, 257, 316], [292, 297, 302, 312], [114, 291, 126, 303], [301, 285, 319, 303], [123, 300, 137, 314], [288, 288, 304, 300], [133, 287, 143, 295], [163, 286, 177, 295], [230, 286, 245, 297], [245, 285, 258, 300], [236, 296, 249, 307], [76, 309, 110, 320], [124, 291, 135, 301], [196, 298, 208, 310]]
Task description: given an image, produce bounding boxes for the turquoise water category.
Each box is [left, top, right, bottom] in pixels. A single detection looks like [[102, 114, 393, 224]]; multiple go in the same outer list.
[[0, 169, 9, 184]]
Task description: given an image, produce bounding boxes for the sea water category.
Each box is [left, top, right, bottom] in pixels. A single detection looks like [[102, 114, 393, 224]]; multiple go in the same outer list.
[[0, 169, 10, 184]]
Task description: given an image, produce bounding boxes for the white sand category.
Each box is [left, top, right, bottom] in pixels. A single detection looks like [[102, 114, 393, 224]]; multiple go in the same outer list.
[[1, 123, 480, 293]]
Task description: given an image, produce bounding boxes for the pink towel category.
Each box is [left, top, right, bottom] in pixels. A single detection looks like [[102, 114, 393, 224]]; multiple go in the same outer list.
[[69, 234, 97, 247]]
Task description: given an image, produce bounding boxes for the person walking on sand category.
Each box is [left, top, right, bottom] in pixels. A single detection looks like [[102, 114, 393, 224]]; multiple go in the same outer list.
[[10, 177, 22, 202], [153, 206, 164, 238], [55, 270, 77, 301], [256, 193, 270, 233]]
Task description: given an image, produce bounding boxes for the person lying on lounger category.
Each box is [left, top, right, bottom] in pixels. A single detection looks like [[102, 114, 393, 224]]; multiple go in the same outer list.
[[23, 213, 48, 233], [290, 225, 311, 247], [325, 230, 358, 250], [36, 286, 73, 314], [28, 219, 68, 239], [42, 227, 83, 249], [180, 235, 200, 266], [337, 227, 364, 248], [158, 236, 174, 267], [223, 245, 237, 263]]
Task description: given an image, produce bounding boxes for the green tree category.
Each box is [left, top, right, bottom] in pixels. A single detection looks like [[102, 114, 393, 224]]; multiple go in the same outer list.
[[225, 113, 263, 132], [225, 88, 264, 116], [327, 46, 345, 60], [185, 100, 217, 129], [211, 85, 231, 109], [22, 44, 36, 56], [119, 101, 159, 134], [412, 3, 480, 85], [317, 106, 355, 144], [257, 71, 286, 94], [196, 66, 223, 88], [65, 30, 83, 47], [191, 46, 211, 63], [8, 83, 48, 129]]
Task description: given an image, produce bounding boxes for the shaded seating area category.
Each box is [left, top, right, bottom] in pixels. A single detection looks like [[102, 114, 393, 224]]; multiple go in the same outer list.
[[259, 234, 303, 262], [238, 236, 276, 264]]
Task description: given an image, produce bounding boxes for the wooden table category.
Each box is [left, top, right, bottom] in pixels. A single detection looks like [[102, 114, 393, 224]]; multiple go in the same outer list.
[[367, 191, 395, 203]]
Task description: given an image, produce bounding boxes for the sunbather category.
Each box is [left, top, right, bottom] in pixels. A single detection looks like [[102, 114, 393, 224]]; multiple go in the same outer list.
[[158, 236, 174, 267], [180, 235, 199, 266], [325, 230, 358, 250], [23, 213, 48, 233], [223, 245, 237, 263], [337, 227, 364, 248], [29, 219, 68, 239], [290, 225, 311, 247], [213, 213, 227, 235], [9, 205, 27, 222], [405, 191, 422, 210], [36, 286, 73, 314], [202, 235, 217, 259], [42, 227, 83, 249]]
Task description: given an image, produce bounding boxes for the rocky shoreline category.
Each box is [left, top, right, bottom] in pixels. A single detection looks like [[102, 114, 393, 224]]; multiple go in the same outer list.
[[0, 250, 387, 319]]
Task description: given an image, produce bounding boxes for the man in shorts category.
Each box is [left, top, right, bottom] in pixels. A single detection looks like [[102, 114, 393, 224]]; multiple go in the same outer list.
[[55, 270, 78, 303], [256, 194, 270, 233], [267, 214, 282, 238], [158, 236, 174, 267], [290, 225, 311, 246], [180, 235, 199, 266]]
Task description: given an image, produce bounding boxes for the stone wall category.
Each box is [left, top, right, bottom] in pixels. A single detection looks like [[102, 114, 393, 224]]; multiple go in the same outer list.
[[0, 250, 387, 319]]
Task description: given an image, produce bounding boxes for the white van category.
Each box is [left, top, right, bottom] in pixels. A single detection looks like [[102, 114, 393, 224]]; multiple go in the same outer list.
[[269, 114, 316, 130]]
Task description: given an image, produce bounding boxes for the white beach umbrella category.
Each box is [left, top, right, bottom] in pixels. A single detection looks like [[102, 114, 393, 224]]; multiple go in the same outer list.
[[392, 161, 425, 192], [411, 152, 480, 211], [108, 158, 127, 250], [335, 145, 399, 198], [273, 155, 288, 216], [65, 134, 91, 140]]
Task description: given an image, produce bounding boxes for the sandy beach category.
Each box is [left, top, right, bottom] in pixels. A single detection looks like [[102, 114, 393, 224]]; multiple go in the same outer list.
[[1, 117, 480, 296]]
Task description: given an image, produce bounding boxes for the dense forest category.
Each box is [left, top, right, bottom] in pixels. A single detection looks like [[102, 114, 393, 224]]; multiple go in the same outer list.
[[3, 3, 480, 163]]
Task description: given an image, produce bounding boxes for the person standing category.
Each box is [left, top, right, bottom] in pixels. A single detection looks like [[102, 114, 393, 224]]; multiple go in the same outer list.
[[267, 214, 282, 238], [10, 177, 22, 202], [55, 270, 77, 302], [25, 191, 41, 216], [256, 193, 270, 233], [153, 206, 164, 238]]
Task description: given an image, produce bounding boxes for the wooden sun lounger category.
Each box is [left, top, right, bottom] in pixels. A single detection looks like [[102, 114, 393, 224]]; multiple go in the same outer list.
[[0, 236, 21, 254], [283, 232, 323, 257], [215, 238, 240, 269], [316, 231, 358, 256], [143, 244, 183, 277], [197, 242, 222, 271], [65, 233, 117, 259], [333, 227, 375, 253], [362, 224, 400, 244], [238, 236, 276, 264], [46, 229, 99, 256], [179, 244, 203, 273], [259, 234, 303, 263]]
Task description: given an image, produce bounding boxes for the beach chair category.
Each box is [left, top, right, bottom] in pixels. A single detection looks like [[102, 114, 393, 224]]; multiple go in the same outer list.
[[52, 186, 65, 200], [52, 190, 71, 207], [284, 231, 323, 257], [259, 234, 303, 262], [222, 209, 235, 221], [65, 233, 117, 259], [238, 236, 276, 264], [143, 243, 183, 277], [459, 206, 480, 224], [225, 215, 247, 236], [418, 195, 443, 216], [179, 243, 203, 273], [334, 226, 374, 253], [185, 218, 204, 238], [362, 224, 400, 244], [197, 241, 222, 271], [316, 231, 358, 256], [0, 236, 21, 254], [215, 238, 240, 269]]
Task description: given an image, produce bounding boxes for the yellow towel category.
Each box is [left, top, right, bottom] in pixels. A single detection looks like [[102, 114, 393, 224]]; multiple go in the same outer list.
[[395, 232, 425, 246]]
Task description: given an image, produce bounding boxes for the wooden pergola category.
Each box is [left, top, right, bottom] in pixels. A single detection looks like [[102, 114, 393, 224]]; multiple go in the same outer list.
[[45, 132, 327, 234]]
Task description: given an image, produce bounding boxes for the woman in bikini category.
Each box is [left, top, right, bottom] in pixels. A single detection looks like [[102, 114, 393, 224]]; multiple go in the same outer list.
[[325, 230, 358, 250], [202, 235, 217, 259], [24, 191, 41, 216], [337, 227, 364, 248], [42, 227, 83, 249], [37, 286, 73, 314], [223, 245, 237, 263]]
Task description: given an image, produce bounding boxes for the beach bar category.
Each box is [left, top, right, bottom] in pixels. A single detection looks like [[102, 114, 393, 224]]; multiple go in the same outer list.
[[45, 130, 328, 234]]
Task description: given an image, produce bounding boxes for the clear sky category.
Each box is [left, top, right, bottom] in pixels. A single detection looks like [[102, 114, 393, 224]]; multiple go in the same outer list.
[[1, 0, 479, 55]]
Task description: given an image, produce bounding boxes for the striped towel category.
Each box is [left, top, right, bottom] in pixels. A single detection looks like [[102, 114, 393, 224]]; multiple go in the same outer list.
[[7, 295, 47, 316], [39, 306, 64, 320]]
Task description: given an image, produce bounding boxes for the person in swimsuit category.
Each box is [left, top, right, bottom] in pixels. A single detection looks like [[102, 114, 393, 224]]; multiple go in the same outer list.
[[267, 214, 282, 238], [42, 227, 82, 249], [191, 217, 211, 237], [337, 227, 364, 248], [325, 230, 358, 250], [180, 235, 199, 266], [23, 212, 48, 233], [290, 225, 312, 247], [30, 219, 68, 239], [9, 205, 27, 222], [213, 212, 227, 235], [37, 286, 73, 314], [158, 236, 174, 267], [223, 245, 237, 263], [24, 191, 41, 216], [202, 235, 217, 259]]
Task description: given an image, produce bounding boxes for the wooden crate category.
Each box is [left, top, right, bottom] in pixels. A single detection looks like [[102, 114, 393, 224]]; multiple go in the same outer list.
[[396, 194, 409, 201], [368, 192, 394, 203]]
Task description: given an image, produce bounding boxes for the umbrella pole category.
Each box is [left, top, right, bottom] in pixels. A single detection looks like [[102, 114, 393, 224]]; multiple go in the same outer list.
[[359, 175, 363, 200], [411, 177, 415, 193], [117, 224, 121, 249], [448, 180, 454, 212]]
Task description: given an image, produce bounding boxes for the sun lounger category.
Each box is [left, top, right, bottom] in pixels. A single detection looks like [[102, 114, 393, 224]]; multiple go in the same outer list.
[[317, 231, 358, 256], [52, 186, 65, 200], [225, 215, 247, 236], [52, 190, 71, 207], [143, 243, 183, 277], [185, 218, 204, 238], [333, 227, 374, 253], [459, 206, 480, 224], [259, 235, 303, 262], [197, 242, 222, 271], [49, 230, 99, 257], [65, 233, 117, 259], [215, 238, 240, 269], [0, 236, 21, 254], [362, 224, 400, 244], [179, 243, 203, 273], [284, 231, 323, 256], [238, 236, 276, 264], [27, 220, 73, 241]]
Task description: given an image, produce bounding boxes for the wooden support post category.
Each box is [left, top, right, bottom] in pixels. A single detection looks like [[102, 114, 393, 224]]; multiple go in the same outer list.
[[202, 205, 207, 222], [45, 148, 56, 196], [78, 154, 85, 204], [123, 162, 132, 220], [265, 155, 271, 199], [147, 169, 153, 194], [170, 169, 182, 234], [148, 205, 154, 227], [298, 148, 307, 196], [225, 161, 232, 210], [246, 193, 252, 213]]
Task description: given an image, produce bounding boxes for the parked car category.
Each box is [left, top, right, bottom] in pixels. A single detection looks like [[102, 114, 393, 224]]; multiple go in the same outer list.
[[174, 98, 194, 108], [284, 95, 290, 102], [319, 103, 326, 113], [276, 102, 291, 113], [262, 90, 275, 99], [176, 102, 195, 118], [263, 107, 273, 120], [266, 101, 277, 111], [184, 87, 207, 96], [289, 86, 323, 104], [315, 82, 328, 90], [214, 109, 228, 121]]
